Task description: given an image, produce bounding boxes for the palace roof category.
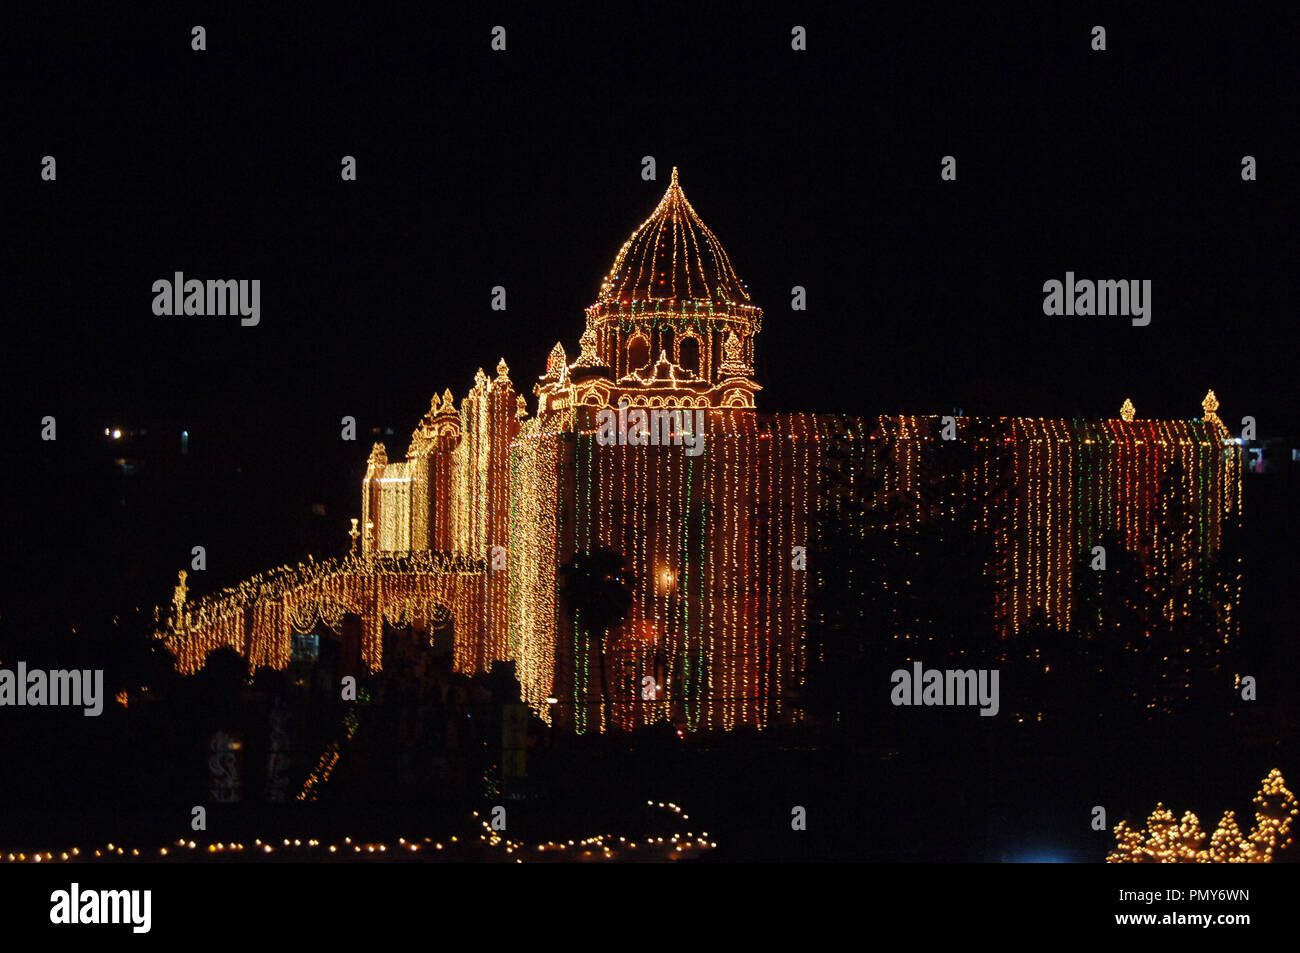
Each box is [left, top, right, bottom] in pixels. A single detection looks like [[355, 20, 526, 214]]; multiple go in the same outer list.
[[596, 167, 752, 308]]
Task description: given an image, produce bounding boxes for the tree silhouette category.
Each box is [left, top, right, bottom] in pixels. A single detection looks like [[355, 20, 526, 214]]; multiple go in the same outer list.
[[804, 419, 902, 726], [558, 548, 637, 730], [1073, 534, 1152, 716], [805, 416, 1007, 730], [194, 645, 249, 724]]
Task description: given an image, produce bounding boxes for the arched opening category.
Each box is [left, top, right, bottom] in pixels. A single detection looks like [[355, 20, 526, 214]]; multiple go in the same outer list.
[[627, 334, 650, 374], [679, 335, 701, 376], [660, 328, 674, 363]]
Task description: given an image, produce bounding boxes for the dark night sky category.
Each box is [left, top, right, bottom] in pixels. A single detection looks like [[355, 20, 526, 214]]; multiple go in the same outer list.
[[3, 5, 1295, 623]]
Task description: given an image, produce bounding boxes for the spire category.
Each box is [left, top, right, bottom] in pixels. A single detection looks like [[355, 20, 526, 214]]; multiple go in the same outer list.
[[172, 570, 188, 612], [596, 167, 752, 306], [573, 327, 603, 368], [1202, 389, 1220, 421], [545, 341, 568, 379]]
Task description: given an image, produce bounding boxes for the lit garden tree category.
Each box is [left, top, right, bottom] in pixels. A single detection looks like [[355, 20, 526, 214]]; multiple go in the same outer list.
[[1108, 769, 1298, 862]]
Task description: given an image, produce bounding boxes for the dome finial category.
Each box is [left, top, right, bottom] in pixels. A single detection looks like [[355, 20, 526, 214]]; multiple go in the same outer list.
[[595, 166, 752, 307], [1202, 389, 1220, 420]]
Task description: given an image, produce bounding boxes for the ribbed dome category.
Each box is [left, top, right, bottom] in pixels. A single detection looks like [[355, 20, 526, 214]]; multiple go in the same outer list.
[[597, 167, 752, 306]]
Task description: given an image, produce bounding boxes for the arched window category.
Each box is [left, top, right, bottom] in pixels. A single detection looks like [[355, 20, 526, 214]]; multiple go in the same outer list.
[[679, 335, 701, 376], [660, 328, 674, 363], [627, 334, 650, 373]]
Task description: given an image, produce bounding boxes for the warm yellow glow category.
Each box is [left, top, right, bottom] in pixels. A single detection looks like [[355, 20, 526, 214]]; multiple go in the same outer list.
[[155, 161, 1243, 742], [1107, 769, 1297, 863]]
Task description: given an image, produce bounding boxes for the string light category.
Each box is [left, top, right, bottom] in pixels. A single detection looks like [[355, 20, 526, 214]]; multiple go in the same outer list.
[[158, 172, 1244, 737], [162, 551, 485, 675], [1107, 769, 1297, 863], [1, 803, 709, 863]]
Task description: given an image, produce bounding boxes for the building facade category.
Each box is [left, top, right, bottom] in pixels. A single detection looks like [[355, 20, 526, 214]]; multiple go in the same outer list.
[[349, 169, 1243, 732]]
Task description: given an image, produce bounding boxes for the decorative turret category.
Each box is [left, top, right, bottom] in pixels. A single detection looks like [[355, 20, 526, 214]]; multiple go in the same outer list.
[[1202, 389, 1220, 422], [584, 168, 762, 398], [171, 570, 188, 622], [1201, 389, 1229, 437], [532, 168, 763, 420], [542, 342, 568, 383], [572, 327, 605, 370], [408, 384, 463, 457]]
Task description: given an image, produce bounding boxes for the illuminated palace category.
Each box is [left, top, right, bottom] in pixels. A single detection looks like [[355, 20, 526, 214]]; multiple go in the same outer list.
[[163, 168, 1243, 733]]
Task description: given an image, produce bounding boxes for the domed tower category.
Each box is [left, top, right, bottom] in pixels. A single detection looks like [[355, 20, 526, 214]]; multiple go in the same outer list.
[[542, 168, 762, 415]]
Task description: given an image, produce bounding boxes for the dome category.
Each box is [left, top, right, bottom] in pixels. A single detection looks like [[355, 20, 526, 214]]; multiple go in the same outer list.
[[597, 167, 752, 306]]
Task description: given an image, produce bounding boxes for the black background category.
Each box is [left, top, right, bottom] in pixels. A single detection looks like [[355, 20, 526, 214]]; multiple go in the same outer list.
[[3, 4, 1296, 655], [0, 1, 1296, 927]]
